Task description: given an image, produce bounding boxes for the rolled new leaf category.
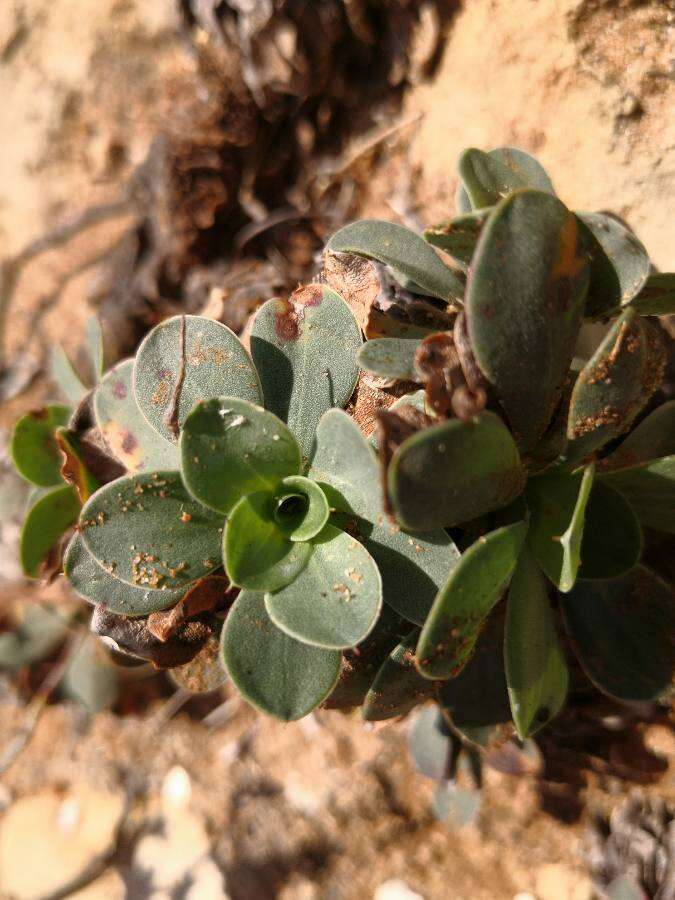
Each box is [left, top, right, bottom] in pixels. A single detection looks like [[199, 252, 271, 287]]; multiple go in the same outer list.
[[388, 411, 526, 531], [577, 212, 651, 318], [456, 147, 555, 211], [224, 491, 312, 591], [416, 520, 528, 680], [94, 359, 178, 473], [466, 189, 589, 450], [134, 315, 262, 442], [560, 567, 675, 701], [600, 455, 675, 534], [220, 590, 341, 721], [11, 405, 71, 487], [566, 308, 665, 462], [250, 284, 361, 457], [505, 546, 568, 738], [64, 533, 184, 617], [180, 397, 301, 515], [79, 470, 223, 590], [265, 524, 382, 650], [20, 483, 80, 577], [362, 629, 437, 722], [327, 219, 465, 303]]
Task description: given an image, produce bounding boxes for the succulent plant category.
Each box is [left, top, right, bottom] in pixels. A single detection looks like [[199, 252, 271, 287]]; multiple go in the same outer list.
[[9, 147, 675, 786]]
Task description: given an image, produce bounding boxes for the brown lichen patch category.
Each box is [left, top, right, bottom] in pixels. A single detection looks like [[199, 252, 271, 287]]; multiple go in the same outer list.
[[151, 378, 171, 407], [187, 338, 231, 367]]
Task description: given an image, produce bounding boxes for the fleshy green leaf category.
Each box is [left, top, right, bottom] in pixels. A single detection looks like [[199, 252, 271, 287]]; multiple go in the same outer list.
[[85, 315, 105, 382], [20, 484, 80, 577], [600, 455, 675, 534], [250, 285, 361, 458], [333, 512, 460, 627], [220, 590, 340, 721], [560, 566, 675, 701], [11, 404, 71, 487], [169, 634, 228, 693], [265, 524, 382, 649], [64, 532, 184, 616], [356, 338, 421, 381], [466, 190, 589, 450], [457, 147, 555, 211], [80, 470, 223, 589], [578, 480, 642, 579], [133, 314, 262, 442], [362, 629, 437, 721], [424, 207, 492, 269], [526, 465, 595, 593], [322, 606, 409, 710], [50, 345, 88, 405], [578, 213, 651, 318], [566, 308, 665, 462], [326, 219, 465, 303], [505, 546, 568, 738], [437, 607, 512, 747], [180, 397, 301, 515], [388, 412, 526, 531], [224, 491, 312, 591], [603, 400, 675, 471], [628, 272, 675, 316], [416, 520, 528, 680], [275, 475, 329, 542], [94, 359, 178, 473], [309, 408, 381, 521]]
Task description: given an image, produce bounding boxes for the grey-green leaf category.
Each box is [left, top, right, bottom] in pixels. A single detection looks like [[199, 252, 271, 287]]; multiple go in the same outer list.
[[357, 338, 421, 381], [600, 455, 675, 534], [416, 520, 528, 680], [628, 272, 675, 316], [334, 512, 460, 627], [51, 345, 88, 405], [85, 315, 105, 382], [265, 524, 382, 650], [133, 315, 262, 442], [180, 397, 301, 515], [566, 308, 665, 462], [457, 147, 555, 210], [309, 408, 382, 522], [603, 401, 675, 471], [560, 567, 675, 701], [327, 219, 465, 303], [388, 411, 526, 531], [505, 546, 568, 738], [577, 480, 643, 579], [424, 207, 492, 269], [80, 470, 223, 589], [526, 466, 595, 593], [466, 189, 589, 450], [94, 359, 179, 473], [250, 285, 362, 457], [220, 590, 341, 721], [578, 213, 651, 318], [362, 629, 437, 722], [64, 532, 184, 616]]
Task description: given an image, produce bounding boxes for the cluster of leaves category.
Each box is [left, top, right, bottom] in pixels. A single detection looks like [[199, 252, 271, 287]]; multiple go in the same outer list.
[[8, 147, 675, 785]]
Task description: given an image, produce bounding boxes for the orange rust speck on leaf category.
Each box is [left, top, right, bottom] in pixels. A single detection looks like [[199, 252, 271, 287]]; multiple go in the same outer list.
[[180, 512, 192, 522]]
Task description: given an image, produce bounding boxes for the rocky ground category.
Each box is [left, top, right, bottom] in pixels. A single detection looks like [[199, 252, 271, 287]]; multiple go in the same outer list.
[[1, 1, 674, 898]]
